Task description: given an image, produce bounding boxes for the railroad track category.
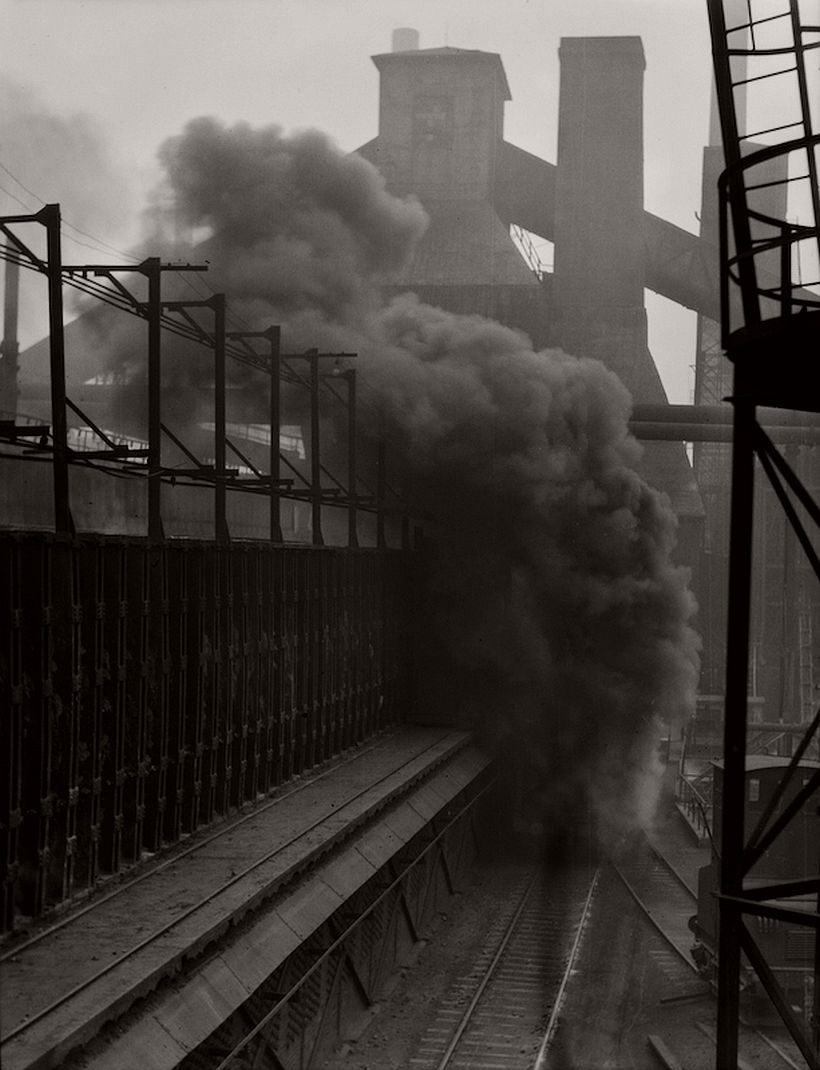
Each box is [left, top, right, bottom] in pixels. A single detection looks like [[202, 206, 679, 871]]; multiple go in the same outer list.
[[408, 862, 598, 1070], [0, 732, 461, 1060], [2, 737, 375, 961], [611, 833, 806, 1070], [610, 834, 702, 987]]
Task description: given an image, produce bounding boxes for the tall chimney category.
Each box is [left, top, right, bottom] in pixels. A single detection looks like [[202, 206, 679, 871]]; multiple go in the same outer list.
[[551, 37, 653, 398], [392, 27, 419, 52]]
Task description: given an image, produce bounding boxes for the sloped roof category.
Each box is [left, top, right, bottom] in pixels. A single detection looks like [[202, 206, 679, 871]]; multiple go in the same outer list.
[[387, 201, 542, 288]]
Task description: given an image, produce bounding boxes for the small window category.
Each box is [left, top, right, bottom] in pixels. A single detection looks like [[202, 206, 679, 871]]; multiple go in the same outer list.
[[413, 96, 454, 147], [749, 778, 760, 803]]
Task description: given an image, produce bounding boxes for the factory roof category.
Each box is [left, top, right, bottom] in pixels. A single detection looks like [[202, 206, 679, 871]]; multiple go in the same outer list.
[[371, 46, 512, 101]]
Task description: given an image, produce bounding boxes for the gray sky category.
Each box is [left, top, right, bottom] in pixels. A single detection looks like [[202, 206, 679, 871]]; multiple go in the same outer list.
[[2, 0, 722, 401]]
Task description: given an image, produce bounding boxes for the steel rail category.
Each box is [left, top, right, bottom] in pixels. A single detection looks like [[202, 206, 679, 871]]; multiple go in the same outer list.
[[646, 840, 699, 900], [427, 864, 600, 1070], [433, 868, 541, 1070], [0, 735, 387, 963], [612, 839, 804, 1069], [532, 868, 600, 1070], [744, 1025, 805, 1070], [609, 848, 700, 974], [2, 733, 459, 1045], [697, 1019, 804, 1070]]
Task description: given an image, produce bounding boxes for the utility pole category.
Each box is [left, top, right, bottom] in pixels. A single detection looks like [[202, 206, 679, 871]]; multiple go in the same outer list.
[[292, 350, 355, 547], [344, 369, 358, 549], [1, 254, 20, 419], [162, 295, 230, 545], [41, 205, 72, 535], [307, 350, 323, 546], [213, 294, 228, 546], [376, 436, 386, 550], [228, 325, 283, 543], [62, 256, 208, 542], [144, 258, 163, 541], [267, 325, 282, 543]]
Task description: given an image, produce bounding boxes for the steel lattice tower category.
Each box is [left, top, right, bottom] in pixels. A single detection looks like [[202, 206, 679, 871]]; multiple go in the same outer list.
[[706, 1, 820, 1065]]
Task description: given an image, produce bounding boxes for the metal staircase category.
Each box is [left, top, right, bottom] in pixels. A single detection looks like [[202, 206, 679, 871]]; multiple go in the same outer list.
[[706, 2, 820, 1066], [709, 0, 820, 348]]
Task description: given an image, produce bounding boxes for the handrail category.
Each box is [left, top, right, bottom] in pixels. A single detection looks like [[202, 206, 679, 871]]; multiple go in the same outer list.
[[677, 772, 714, 845], [716, 123, 820, 347]]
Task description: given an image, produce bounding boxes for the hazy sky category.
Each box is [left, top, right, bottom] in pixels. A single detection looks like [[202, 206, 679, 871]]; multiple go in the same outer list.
[[1, 0, 721, 401]]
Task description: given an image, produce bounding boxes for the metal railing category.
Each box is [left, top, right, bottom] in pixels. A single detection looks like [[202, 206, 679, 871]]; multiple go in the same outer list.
[[718, 141, 820, 342], [676, 773, 714, 845], [0, 532, 411, 934]]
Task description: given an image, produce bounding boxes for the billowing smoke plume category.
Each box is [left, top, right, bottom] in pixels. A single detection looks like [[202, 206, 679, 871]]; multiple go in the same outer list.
[[150, 117, 429, 349], [124, 117, 429, 434], [364, 296, 699, 837], [151, 118, 700, 841]]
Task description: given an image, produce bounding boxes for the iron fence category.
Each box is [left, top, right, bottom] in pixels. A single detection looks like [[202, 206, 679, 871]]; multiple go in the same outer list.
[[0, 532, 410, 934]]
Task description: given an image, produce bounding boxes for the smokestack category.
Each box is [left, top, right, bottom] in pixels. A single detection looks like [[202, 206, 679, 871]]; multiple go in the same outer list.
[[392, 27, 419, 52]]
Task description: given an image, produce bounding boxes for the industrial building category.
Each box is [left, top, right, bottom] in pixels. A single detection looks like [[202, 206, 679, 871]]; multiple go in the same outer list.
[[1, 8, 818, 1067]]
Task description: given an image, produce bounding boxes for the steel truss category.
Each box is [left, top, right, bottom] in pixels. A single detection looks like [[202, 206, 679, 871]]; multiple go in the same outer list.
[[176, 777, 494, 1070], [706, 1, 820, 1065]]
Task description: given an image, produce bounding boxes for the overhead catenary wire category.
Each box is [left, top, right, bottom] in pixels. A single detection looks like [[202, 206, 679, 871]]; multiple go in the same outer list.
[[0, 159, 43, 208], [0, 243, 401, 509], [0, 156, 145, 264], [0, 156, 370, 386], [0, 239, 306, 384], [0, 157, 374, 388], [0, 155, 262, 326], [0, 181, 412, 520], [0, 181, 32, 212], [2, 237, 378, 442]]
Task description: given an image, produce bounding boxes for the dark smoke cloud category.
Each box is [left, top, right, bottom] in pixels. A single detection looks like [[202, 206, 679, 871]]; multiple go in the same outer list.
[[149, 118, 428, 341], [361, 295, 699, 836], [122, 119, 429, 437], [150, 118, 699, 840]]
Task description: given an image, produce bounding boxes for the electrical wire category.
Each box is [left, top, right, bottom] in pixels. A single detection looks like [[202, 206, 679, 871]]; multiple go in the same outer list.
[[0, 156, 146, 265], [0, 181, 33, 212], [0, 160, 42, 206], [0, 240, 305, 385], [0, 157, 342, 386], [61, 220, 143, 264], [0, 162, 412, 513]]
